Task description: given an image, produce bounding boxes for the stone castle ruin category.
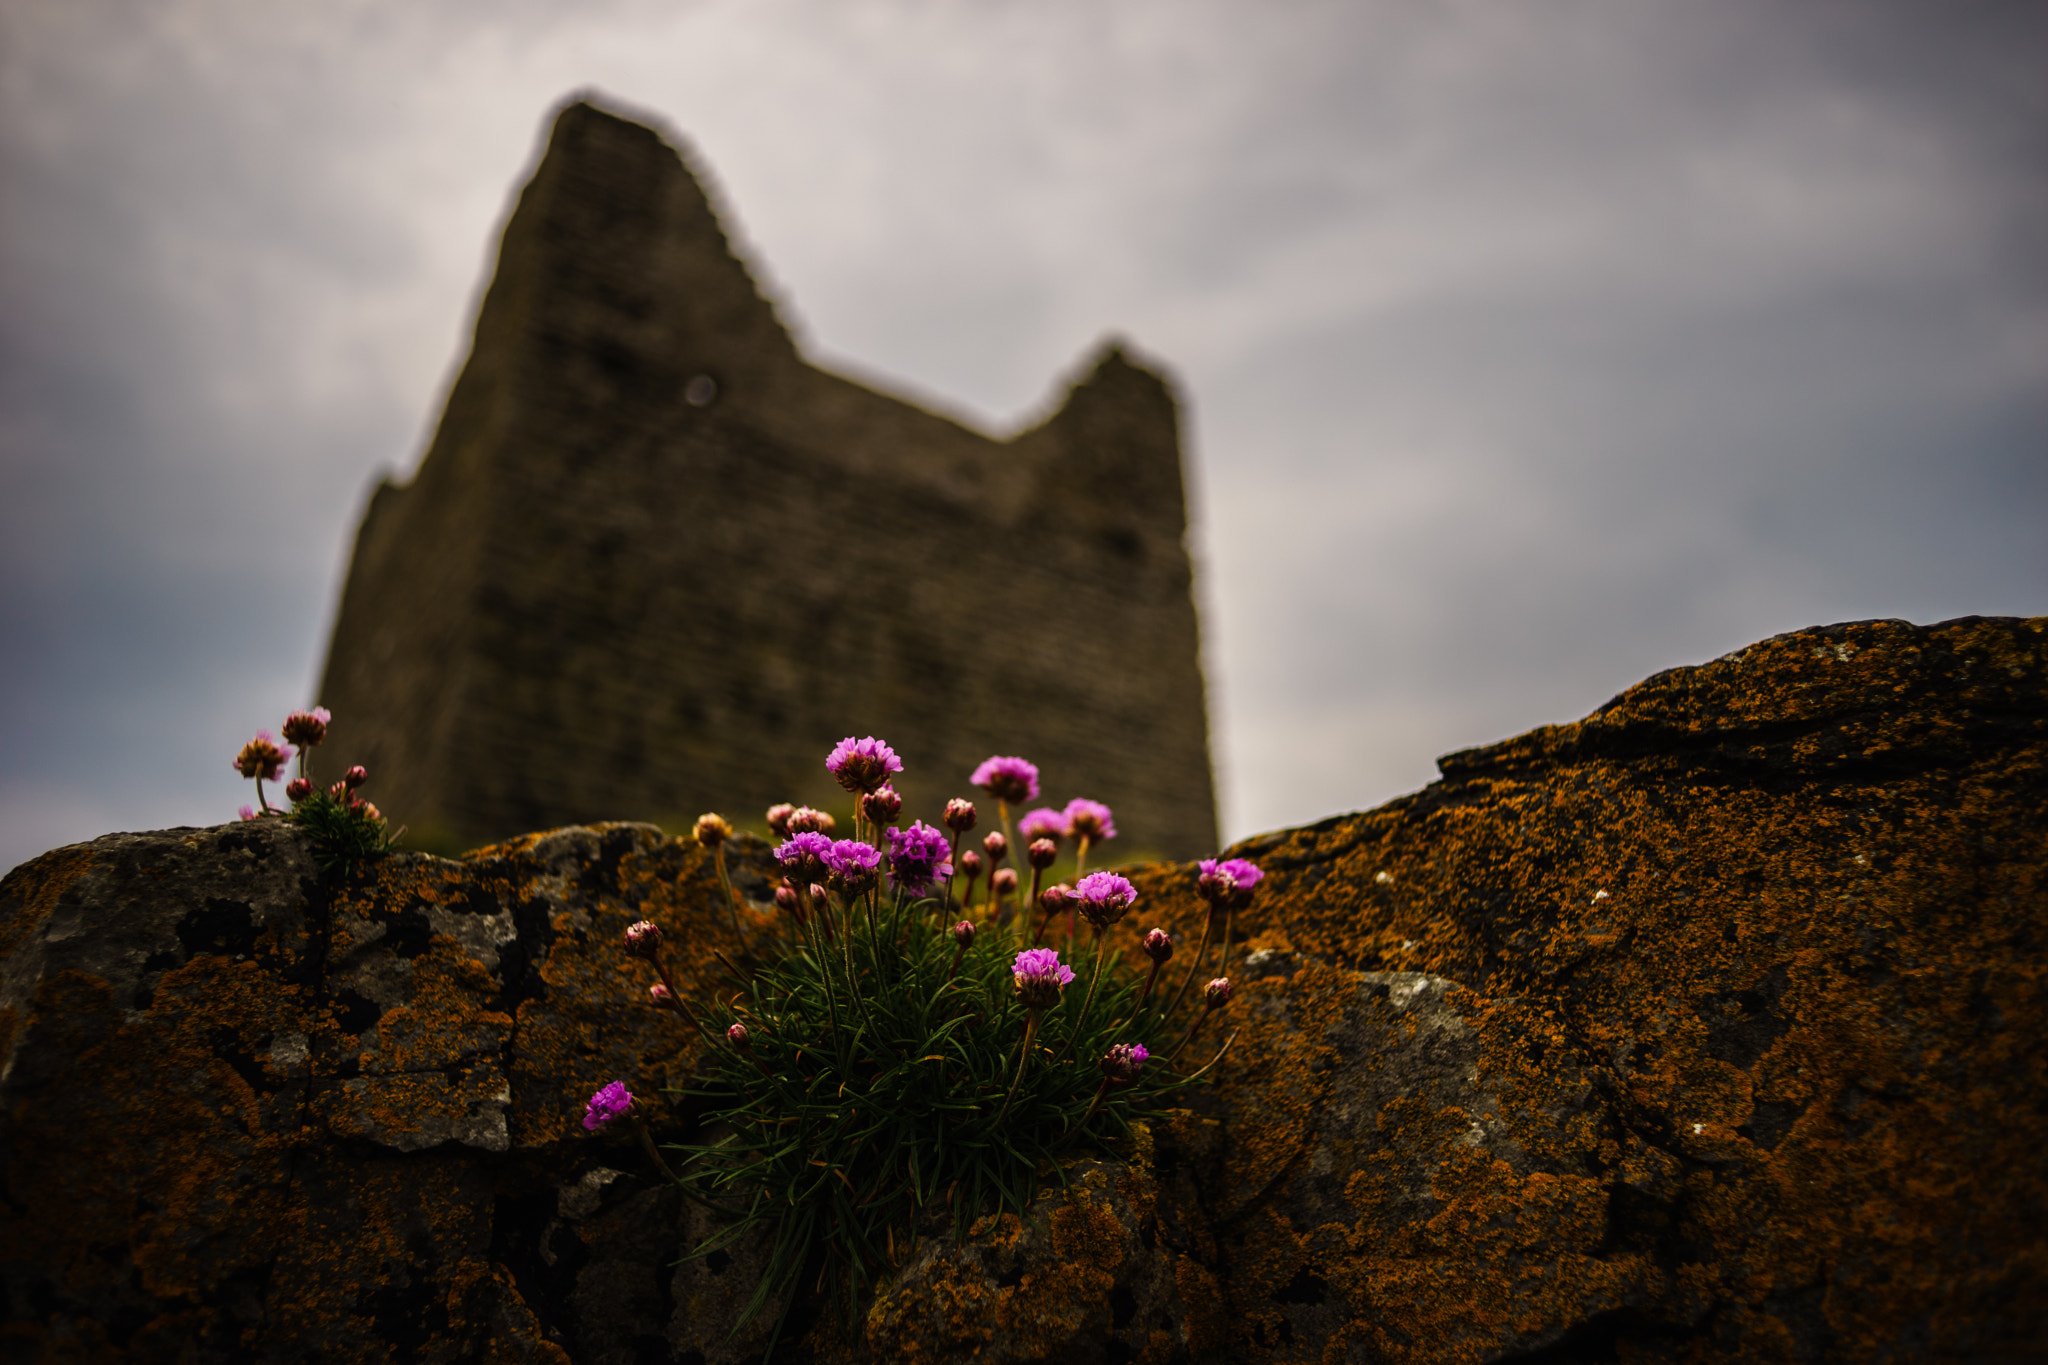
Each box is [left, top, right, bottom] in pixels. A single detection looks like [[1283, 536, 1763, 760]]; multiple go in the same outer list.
[[320, 100, 1218, 857]]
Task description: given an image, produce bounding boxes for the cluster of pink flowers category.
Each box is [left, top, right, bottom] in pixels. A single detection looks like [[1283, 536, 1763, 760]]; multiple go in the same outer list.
[[231, 705, 384, 824]]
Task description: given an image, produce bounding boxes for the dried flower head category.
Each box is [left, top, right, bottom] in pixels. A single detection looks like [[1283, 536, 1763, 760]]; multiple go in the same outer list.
[[1205, 977, 1234, 1009], [1027, 837, 1059, 870], [233, 731, 292, 782], [1062, 798, 1116, 843], [280, 707, 332, 749], [1011, 947, 1076, 1010], [582, 1080, 634, 1131], [343, 765, 369, 790], [1018, 807, 1070, 843], [951, 919, 977, 948], [970, 755, 1040, 806], [1101, 1042, 1150, 1084], [624, 920, 664, 959], [861, 784, 903, 827], [1074, 871, 1138, 929], [1142, 927, 1174, 963], [286, 778, 314, 804], [766, 803, 796, 837], [786, 806, 836, 835], [943, 797, 978, 834], [886, 821, 953, 897], [694, 813, 733, 848], [824, 839, 882, 896], [727, 1022, 750, 1048], [826, 735, 903, 794]]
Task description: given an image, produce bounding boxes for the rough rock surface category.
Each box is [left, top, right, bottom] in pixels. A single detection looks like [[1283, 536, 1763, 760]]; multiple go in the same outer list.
[[3, 614, 2044, 1362]]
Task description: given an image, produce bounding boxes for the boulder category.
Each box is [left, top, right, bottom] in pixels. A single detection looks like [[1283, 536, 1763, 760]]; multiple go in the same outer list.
[[2, 614, 2042, 1361]]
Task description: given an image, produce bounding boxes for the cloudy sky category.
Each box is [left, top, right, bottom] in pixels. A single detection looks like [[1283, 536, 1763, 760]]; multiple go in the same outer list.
[[2, 0, 2042, 873]]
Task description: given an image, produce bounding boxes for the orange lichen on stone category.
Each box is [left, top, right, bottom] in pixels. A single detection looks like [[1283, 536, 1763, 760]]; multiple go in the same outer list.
[[1182, 616, 2048, 1360]]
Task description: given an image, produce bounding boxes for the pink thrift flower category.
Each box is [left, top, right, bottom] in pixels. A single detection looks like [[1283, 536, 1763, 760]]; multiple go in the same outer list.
[[233, 731, 292, 782], [1073, 871, 1138, 929], [1018, 807, 1069, 843], [1012, 947, 1075, 1010], [1101, 1042, 1150, 1084], [826, 735, 903, 794], [238, 805, 259, 822], [582, 1081, 634, 1131], [970, 755, 1040, 806], [1063, 799, 1116, 843]]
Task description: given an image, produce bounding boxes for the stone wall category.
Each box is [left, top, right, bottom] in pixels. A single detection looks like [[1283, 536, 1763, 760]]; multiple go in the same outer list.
[[4, 615, 2042, 1361], [318, 99, 1219, 859]]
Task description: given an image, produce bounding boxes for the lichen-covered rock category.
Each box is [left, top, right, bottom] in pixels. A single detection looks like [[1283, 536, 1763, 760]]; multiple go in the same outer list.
[[0, 817, 764, 1361], [2, 614, 2042, 1362], [839, 1127, 1188, 1365], [1114, 614, 2048, 1362]]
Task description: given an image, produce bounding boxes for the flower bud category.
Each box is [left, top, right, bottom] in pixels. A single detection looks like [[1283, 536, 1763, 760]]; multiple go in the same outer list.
[[1101, 1042, 1150, 1084], [286, 778, 314, 804], [693, 813, 732, 848], [1039, 884, 1071, 917], [766, 803, 796, 837], [649, 982, 674, 1007], [943, 798, 978, 834], [1028, 837, 1058, 870], [343, 765, 369, 790], [1142, 928, 1174, 963], [623, 920, 663, 959], [1205, 977, 1234, 1009], [1197, 869, 1233, 906], [958, 849, 985, 880], [358, 802, 383, 823], [786, 806, 836, 835], [774, 882, 801, 915], [726, 1022, 750, 1048], [982, 831, 1008, 864], [952, 920, 976, 948], [809, 884, 830, 916], [992, 868, 1017, 896], [861, 783, 903, 826]]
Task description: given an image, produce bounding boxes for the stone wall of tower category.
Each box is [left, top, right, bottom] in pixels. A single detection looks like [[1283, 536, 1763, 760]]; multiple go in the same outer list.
[[320, 99, 1219, 859]]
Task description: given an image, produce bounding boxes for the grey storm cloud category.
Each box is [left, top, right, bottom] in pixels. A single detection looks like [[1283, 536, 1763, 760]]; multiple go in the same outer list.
[[2, 0, 2043, 873]]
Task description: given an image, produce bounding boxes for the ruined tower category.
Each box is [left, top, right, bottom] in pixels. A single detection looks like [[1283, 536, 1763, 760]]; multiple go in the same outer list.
[[319, 99, 1218, 859]]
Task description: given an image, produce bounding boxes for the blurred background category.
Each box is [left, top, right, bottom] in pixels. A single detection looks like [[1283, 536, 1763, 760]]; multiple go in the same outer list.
[[2, 0, 2043, 874]]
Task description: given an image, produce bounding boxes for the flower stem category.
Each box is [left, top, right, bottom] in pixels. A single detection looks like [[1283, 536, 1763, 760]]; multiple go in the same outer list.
[[1160, 907, 1217, 1029], [1167, 1001, 1217, 1061], [1136, 959, 1162, 1010], [632, 1114, 681, 1184], [992, 1011, 1040, 1129], [1048, 929, 1106, 1067], [714, 845, 745, 946]]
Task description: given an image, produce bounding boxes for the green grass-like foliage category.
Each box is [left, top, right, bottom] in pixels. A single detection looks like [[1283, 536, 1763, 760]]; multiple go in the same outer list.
[[287, 788, 397, 878], [673, 891, 1206, 1351]]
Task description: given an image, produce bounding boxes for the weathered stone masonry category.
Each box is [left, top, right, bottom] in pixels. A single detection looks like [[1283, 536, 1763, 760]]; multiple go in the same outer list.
[[319, 99, 1219, 858]]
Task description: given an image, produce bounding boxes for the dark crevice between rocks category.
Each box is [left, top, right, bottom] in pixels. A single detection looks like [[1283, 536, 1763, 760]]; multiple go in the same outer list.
[[492, 1180, 587, 1349], [1493, 1306, 1702, 1364]]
